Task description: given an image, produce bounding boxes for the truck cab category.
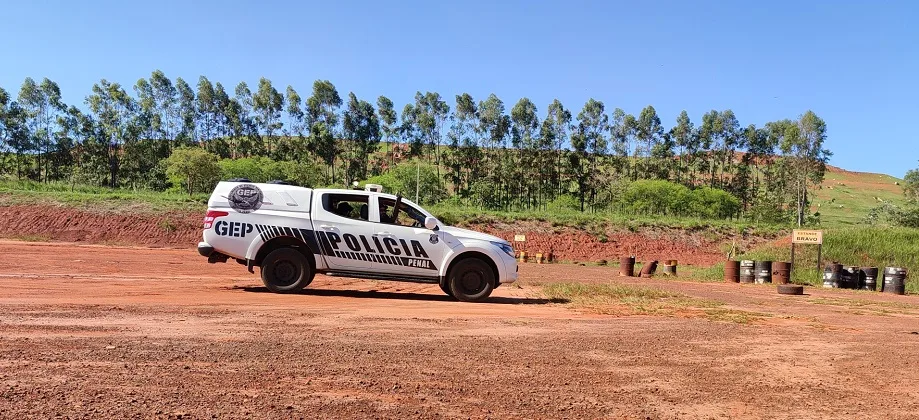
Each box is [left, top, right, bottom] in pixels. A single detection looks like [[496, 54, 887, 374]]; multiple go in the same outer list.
[[198, 181, 518, 302]]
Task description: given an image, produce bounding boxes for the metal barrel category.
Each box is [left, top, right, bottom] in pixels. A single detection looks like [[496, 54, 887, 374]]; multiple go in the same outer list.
[[661, 259, 677, 276], [640, 260, 659, 278], [840, 266, 860, 289], [823, 263, 843, 288], [882, 267, 907, 295], [619, 257, 636, 277], [724, 260, 740, 283], [772, 262, 791, 285], [740, 260, 756, 284], [860, 267, 878, 291], [754, 261, 772, 284], [662, 262, 677, 276]]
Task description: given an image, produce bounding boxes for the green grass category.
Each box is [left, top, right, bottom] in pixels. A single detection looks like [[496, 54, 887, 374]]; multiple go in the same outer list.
[[428, 203, 786, 235], [736, 226, 919, 293], [678, 264, 729, 282], [540, 282, 763, 323], [0, 180, 207, 213], [813, 169, 905, 227], [809, 297, 919, 315]]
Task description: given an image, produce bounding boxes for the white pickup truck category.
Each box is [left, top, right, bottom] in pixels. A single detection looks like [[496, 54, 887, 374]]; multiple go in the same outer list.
[[198, 181, 518, 302]]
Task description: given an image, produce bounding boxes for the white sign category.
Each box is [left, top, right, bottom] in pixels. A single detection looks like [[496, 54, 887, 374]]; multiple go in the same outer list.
[[792, 229, 823, 245], [514, 234, 526, 242]]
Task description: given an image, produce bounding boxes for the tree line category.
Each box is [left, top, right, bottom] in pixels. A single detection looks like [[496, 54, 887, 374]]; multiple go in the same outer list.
[[0, 71, 831, 224]]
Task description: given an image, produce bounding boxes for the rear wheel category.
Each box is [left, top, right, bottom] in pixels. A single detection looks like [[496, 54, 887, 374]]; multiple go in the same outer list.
[[448, 258, 495, 302], [260, 248, 314, 293]]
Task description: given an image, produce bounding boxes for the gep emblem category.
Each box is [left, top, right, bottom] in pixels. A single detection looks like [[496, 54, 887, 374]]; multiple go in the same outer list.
[[429, 234, 439, 244], [228, 184, 263, 213]]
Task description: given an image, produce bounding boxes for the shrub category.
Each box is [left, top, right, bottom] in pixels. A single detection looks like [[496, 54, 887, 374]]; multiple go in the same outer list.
[[547, 194, 581, 212], [621, 180, 739, 219], [622, 180, 691, 216], [689, 187, 741, 219], [165, 147, 221, 195], [363, 159, 446, 205], [218, 157, 324, 187]]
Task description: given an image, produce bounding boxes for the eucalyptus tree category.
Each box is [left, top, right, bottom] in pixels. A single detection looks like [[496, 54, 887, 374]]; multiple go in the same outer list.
[[18, 77, 66, 181], [543, 99, 571, 197], [376, 95, 397, 169], [252, 77, 283, 155], [86, 79, 136, 187], [196, 76, 217, 144], [477, 94, 510, 207], [306, 80, 342, 182], [671, 110, 694, 183], [635, 105, 663, 179], [175, 77, 196, 144], [342, 92, 380, 184], [149, 70, 178, 146], [572, 99, 608, 210], [511, 97, 539, 208]]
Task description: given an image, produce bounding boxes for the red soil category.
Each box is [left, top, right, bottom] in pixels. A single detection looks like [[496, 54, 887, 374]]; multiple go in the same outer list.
[[0, 205, 753, 266]]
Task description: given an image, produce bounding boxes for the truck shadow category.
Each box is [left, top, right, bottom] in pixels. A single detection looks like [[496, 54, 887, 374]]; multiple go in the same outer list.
[[232, 286, 568, 305]]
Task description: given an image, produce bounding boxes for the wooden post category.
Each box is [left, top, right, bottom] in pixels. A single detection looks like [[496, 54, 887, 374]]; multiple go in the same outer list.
[[817, 244, 822, 272]]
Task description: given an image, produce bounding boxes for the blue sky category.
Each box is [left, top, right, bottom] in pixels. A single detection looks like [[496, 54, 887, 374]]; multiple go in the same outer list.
[[2, 0, 917, 176]]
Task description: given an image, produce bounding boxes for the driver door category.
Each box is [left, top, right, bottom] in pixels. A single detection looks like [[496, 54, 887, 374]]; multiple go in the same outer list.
[[371, 197, 449, 278]]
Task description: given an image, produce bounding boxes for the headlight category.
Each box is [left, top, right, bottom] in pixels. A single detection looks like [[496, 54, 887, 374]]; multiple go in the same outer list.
[[492, 242, 515, 258]]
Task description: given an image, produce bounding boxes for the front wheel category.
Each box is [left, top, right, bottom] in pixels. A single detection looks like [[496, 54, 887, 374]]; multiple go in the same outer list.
[[260, 248, 314, 293], [448, 258, 495, 302], [439, 278, 455, 299]]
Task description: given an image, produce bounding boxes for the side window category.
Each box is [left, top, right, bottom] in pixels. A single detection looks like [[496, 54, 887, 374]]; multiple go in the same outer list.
[[377, 198, 426, 228], [323, 193, 370, 221]]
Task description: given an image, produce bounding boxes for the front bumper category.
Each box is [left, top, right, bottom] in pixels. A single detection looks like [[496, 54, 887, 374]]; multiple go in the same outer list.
[[499, 252, 519, 283]]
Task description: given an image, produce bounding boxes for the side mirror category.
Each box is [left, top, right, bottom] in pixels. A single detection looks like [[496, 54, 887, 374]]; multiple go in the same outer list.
[[424, 216, 440, 231]]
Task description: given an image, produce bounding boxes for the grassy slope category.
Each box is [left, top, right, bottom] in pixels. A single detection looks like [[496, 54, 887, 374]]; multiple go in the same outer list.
[[812, 167, 905, 226]]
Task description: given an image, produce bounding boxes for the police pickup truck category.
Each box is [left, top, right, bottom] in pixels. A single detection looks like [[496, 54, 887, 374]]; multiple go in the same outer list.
[[198, 181, 518, 302]]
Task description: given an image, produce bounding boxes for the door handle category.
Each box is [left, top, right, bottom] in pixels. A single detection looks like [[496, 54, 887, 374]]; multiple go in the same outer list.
[[374, 231, 395, 237], [319, 225, 337, 230]]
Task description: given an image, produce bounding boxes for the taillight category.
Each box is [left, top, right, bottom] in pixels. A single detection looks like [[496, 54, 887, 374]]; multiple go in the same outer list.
[[203, 210, 229, 229]]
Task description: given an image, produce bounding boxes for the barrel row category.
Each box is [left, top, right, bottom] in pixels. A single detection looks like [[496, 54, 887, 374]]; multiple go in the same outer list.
[[823, 264, 906, 294], [725, 260, 907, 295], [724, 260, 790, 284]]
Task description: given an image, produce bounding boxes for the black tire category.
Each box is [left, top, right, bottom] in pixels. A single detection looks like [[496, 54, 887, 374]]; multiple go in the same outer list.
[[448, 258, 495, 303], [260, 248, 314, 293], [439, 279, 455, 299], [777, 284, 804, 295]]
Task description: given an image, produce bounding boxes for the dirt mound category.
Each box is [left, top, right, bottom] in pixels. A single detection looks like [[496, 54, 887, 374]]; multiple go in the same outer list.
[[0, 205, 202, 247], [1, 205, 748, 265], [477, 225, 730, 266]]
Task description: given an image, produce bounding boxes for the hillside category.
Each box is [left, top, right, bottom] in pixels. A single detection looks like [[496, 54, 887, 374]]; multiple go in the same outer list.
[[812, 166, 906, 226]]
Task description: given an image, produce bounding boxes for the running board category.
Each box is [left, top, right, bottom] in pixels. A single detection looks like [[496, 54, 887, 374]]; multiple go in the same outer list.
[[321, 270, 440, 284]]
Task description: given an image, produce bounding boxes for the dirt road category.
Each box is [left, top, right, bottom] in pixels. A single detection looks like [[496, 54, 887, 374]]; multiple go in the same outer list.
[[2, 241, 919, 419]]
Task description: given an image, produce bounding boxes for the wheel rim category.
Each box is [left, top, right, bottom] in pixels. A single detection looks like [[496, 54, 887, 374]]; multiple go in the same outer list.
[[460, 270, 486, 295], [273, 260, 300, 287]]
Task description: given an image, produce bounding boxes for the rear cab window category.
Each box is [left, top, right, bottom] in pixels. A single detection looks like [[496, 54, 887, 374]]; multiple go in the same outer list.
[[322, 193, 371, 221]]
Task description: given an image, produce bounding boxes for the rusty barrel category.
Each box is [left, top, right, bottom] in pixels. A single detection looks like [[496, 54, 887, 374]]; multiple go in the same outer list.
[[882, 267, 907, 295], [772, 262, 790, 284], [725, 260, 740, 283], [739, 260, 756, 283], [640, 260, 658, 278], [860, 267, 878, 291], [662, 259, 677, 276], [823, 263, 843, 288], [619, 256, 636, 277]]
